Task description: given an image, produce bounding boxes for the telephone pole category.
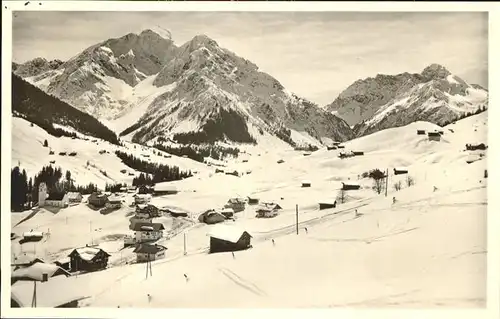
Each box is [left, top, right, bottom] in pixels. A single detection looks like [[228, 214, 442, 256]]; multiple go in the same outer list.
[[296, 204, 299, 235], [385, 168, 389, 197], [183, 233, 187, 256]]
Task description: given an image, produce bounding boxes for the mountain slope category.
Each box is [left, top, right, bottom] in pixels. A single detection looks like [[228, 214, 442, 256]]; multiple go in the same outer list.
[[326, 64, 488, 136], [12, 73, 120, 145], [16, 30, 354, 146]]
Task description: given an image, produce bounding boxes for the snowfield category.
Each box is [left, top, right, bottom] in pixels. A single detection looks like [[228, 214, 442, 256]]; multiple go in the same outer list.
[[10, 111, 487, 308]]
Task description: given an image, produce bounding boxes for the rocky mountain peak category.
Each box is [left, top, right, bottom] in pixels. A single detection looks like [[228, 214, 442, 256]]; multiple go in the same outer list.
[[421, 63, 451, 81]]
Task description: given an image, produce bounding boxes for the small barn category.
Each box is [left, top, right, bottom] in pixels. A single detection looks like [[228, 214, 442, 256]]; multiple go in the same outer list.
[[337, 145, 345, 149], [68, 246, 110, 273], [332, 141, 341, 146], [225, 170, 240, 177], [319, 200, 337, 210], [153, 183, 178, 196], [352, 151, 364, 156], [208, 224, 252, 254], [303, 152, 311, 157], [53, 257, 71, 271], [466, 143, 487, 151], [428, 131, 442, 141], [393, 167, 409, 175], [301, 180, 312, 188], [198, 210, 226, 224], [132, 222, 165, 243], [341, 182, 361, 191], [221, 208, 235, 219], [88, 192, 108, 208], [133, 243, 167, 263], [166, 208, 188, 218], [224, 198, 246, 213], [277, 159, 285, 164], [327, 145, 337, 151], [247, 196, 259, 205], [417, 130, 426, 135]]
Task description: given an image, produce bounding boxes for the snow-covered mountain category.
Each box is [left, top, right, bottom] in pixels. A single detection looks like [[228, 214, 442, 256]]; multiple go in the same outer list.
[[12, 57, 64, 78], [15, 30, 353, 146], [325, 64, 488, 136]]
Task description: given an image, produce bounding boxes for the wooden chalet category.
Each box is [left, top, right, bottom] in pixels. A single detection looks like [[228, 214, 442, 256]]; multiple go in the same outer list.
[[393, 167, 409, 175], [88, 192, 108, 208], [352, 151, 364, 156], [341, 182, 361, 191], [427, 131, 442, 141], [65, 192, 83, 204], [224, 198, 246, 213], [417, 129, 426, 135], [132, 222, 165, 243], [68, 246, 110, 273], [133, 243, 167, 263], [198, 210, 226, 225], [208, 224, 252, 254], [301, 180, 312, 188], [326, 145, 337, 151], [319, 200, 337, 210]]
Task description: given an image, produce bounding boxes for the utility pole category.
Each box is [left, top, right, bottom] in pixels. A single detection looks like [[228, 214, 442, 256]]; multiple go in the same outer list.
[[296, 204, 299, 235], [145, 254, 153, 279], [385, 168, 389, 197], [183, 233, 187, 256]]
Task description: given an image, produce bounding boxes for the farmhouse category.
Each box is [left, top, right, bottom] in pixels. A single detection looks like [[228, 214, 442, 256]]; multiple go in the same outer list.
[[208, 224, 253, 254], [198, 210, 227, 224], [88, 192, 108, 208], [22, 230, 43, 242], [133, 243, 168, 263], [319, 200, 337, 210], [221, 208, 235, 219], [106, 195, 122, 209], [393, 167, 409, 175], [427, 131, 442, 141], [341, 182, 361, 191], [224, 198, 246, 213], [11, 262, 71, 285], [153, 183, 178, 196], [301, 180, 312, 188], [68, 246, 110, 273], [65, 192, 83, 204], [132, 222, 165, 243], [134, 194, 151, 205]]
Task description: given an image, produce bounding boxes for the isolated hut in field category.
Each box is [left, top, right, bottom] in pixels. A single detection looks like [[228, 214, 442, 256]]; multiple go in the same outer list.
[[208, 224, 252, 254], [225, 170, 240, 177], [224, 198, 246, 213], [133, 243, 167, 263], [68, 246, 110, 273], [153, 183, 178, 196], [319, 200, 337, 210], [466, 143, 487, 151], [337, 145, 345, 149], [341, 182, 361, 191], [277, 159, 285, 164], [166, 208, 188, 218], [215, 168, 225, 174], [393, 167, 409, 175], [338, 151, 355, 159], [132, 222, 165, 243], [301, 180, 312, 188], [417, 129, 426, 135], [247, 196, 259, 205], [332, 141, 341, 146], [88, 192, 108, 208], [427, 131, 442, 141], [327, 145, 337, 151], [198, 210, 226, 225], [303, 152, 311, 157], [352, 151, 364, 156]]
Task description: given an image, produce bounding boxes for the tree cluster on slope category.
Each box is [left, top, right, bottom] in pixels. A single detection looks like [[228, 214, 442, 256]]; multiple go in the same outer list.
[[12, 73, 119, 145], [172, 107, 257, 144], [440, 105, 487, 127], [11, 165, 97, 211], [115, 150, 192, 183], [153, 143, 239, 162]]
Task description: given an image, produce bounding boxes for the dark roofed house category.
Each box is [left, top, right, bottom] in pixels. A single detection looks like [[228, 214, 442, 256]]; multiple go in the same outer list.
[[393, 167, 409, 175], [53, 257, 71, 271], [66, 192, 83, 204], [132, 222, 165, 243], [133, 243, 167, 263], [341, 182, 361, 190], [68, 246, 110, 273], [417, 130, 426, 135], [208, 224, 252, 254], [428, 131, 441, 141], [88, 192, 108, 208], [319, 200, 337, 210], [301, 180, 312, 188], [224, 198, 246, 213], [198, 210, 226, 225], [247, 196, 259, 205]]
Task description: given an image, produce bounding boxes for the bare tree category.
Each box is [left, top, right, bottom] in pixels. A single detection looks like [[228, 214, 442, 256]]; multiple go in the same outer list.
[[406, 176, 415, 187], [369, 168, 386, 195], [373, 178, 384, 194], [393, 180, 402, 191]]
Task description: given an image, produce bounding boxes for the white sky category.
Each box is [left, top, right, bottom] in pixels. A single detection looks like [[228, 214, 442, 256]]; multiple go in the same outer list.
[[12, 11, 488, 105]]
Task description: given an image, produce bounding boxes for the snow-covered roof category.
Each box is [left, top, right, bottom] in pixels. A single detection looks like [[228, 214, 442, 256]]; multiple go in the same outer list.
[[55, 257, 71, 264], [107, 195, 122, 202], [221, 208, 234, 213], [73, 247, 109, 261], [208, 224, 251, 243], [342, 181, 360, 186], [301, 180, 312, 184], [66, 192, 82, 199], [11, 263, 69, 281], [11, 275, 88, 307], [394, 167, 408, 171], [154, 182, 178, 192], [23, 231, 43, 238], [319, 200, 336, 205]]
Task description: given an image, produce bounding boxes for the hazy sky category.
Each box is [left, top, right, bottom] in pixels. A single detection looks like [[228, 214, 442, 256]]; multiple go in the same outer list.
[[12, 11, 488, 105]]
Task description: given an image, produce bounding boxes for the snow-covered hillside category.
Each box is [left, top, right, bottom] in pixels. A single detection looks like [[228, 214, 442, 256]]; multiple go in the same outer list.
[[10, 111, 487, 308]]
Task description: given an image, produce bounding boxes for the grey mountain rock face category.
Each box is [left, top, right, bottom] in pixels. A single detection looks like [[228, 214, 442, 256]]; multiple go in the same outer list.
[[15, 30, 353, 145], [12, 57, 64, 78], [326, 64, 488, 137]]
